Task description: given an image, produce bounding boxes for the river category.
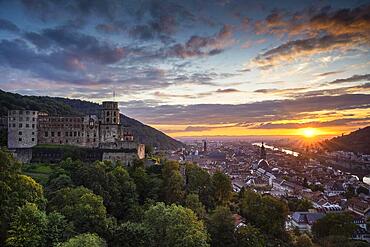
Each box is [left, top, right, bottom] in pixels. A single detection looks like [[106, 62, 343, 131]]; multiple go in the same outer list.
[[252, 143, 300, 157]]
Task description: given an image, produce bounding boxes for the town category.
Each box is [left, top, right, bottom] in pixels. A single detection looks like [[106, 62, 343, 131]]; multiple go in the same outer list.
[[168, 139, 370, 243]]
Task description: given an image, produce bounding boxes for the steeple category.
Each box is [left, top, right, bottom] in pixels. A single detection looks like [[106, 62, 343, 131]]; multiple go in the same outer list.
[[260, 142, 266, 160]]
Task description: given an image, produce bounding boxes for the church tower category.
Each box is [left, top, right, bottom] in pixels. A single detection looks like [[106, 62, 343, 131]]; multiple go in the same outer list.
[[260, 142, 266, 160]]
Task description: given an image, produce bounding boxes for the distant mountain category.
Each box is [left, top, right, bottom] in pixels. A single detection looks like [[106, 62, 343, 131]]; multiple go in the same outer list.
[[322, 126, 370, 154], [0, 90, 184, 150]]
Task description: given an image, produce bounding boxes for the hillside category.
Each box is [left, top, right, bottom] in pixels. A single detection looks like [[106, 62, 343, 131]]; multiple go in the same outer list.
[[322, 126, 370, 154], [0, 90, 184, 150]]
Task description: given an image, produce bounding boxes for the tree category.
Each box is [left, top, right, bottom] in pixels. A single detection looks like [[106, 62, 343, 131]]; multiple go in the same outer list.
[[59, 233, 106, 247], [287, 198, 313, 212], [162, 161, 185, 204], [71, 161, 138, 220], [239, 189, 289, 237], [143, 202, 209, 247], [48, 186, 108, 235], [185, 163, 213, 209], [211, 171, 232, 206], [110, 221, 152, 247], [185, 193, 207, 220], [312, 213, 356, 240], [207, 206, 236, 247], [234, 224, 265, 247], [45, 211, 70, 247], [0, 149, 45, 244], [5, 203, 48, 247], [295, 234, 313, 247]]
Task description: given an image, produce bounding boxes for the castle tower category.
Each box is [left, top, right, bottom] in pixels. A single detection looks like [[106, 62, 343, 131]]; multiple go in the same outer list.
[[101, 101, 120, 125], [8, 110, 38, 148], [100, 101, 120, 143], [260, 142, 266, 160]]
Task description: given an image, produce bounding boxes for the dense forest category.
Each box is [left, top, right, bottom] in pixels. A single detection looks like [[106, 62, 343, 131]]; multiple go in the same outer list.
[[1, 148, 367, 247], [322, 126, 370, 154], [0, 90, 184, 150]]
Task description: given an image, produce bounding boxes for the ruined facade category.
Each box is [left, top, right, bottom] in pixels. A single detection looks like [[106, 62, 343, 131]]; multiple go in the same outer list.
[[7, 101, 144, 164]]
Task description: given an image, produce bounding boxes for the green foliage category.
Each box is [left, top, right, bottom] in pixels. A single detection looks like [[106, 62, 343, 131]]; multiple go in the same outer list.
[[287, 198, 313, 212], [211, 171, 233, 207], [0, 149, 45, 244], [235, 224, 265, 247], [70, 161, 138, 220], [48, 186, 108, 235], [294, 233, 313, 247], [6, 203, 48, 247], [185, 193, 207, 220], [0, 128, 7, 146], [162, 161, 185, 204], [110, 221, 152, 247], [185, 163, 213, 209], [312, 213, 356, 240], [319, 235, 370, 247], [59, 233, 106, 247], [207, 206, 236, 247], [143, 202, 209, 247], [239, 189, 289, 238]]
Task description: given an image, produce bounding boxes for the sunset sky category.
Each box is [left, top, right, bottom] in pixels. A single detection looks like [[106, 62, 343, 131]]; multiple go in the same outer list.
[[0, 0, 369, 138]]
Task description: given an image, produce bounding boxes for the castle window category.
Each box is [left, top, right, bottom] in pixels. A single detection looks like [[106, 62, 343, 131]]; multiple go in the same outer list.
[[32, 124, 35, 128], [19, 123, 22, 128], [51, 132, 54, 137], [32, 132, 34, 135], [57, 132, 61, 137], [19, 117, 23, 121], [26, 111, 30, 115], [60, 140, 62, 144], [13, 123, 15, 127], [26, 124, 29, 128], [19, 138, 22, 141], [107, 112, 110, 116], [106, 118, 109, 122], [32, 138, 35, 142], [19, 111, 23, 114], [74, 131, 77, 137], [32, 118, 35, 121], [93, 138, 96, 142], [45, 132, 48, 137], [66, 140, 68, 143], [114, 111, 117, 116], [32, 111, 35, 115], [106, 126, 109, 130], [19, 131, 22, 135], [113, 118, 116, 123], [65, 132, 68, 137], [26, 117, 29, 121]]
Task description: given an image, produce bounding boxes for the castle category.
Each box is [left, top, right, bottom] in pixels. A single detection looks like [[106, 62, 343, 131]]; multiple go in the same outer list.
[[6, 101, 145, 164]]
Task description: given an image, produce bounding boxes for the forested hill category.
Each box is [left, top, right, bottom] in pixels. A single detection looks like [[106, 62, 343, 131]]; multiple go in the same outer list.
[[322, 126, 370, 154], [0, 90, 184, 150]]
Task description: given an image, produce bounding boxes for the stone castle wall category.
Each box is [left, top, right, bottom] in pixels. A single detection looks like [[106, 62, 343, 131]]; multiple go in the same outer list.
[[8, 110, 38, 148]]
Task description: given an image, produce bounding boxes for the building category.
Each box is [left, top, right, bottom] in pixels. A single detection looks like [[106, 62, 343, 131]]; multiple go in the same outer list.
[[7, 101, 144, 164], [289, 212, 325, 232], [8, 110, 38, 148]]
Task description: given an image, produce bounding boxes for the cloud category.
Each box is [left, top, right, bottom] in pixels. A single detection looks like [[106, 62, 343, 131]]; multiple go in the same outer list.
[[216, 88, 240, 93], [0, 18, 19, 32], [254, 87, 307, 95], [122, 94, 370, 125], [166, 25, 234, 58], [316, 70, 345, 77], [251, 33, 367, 69], [328, 74, 370, 84], [251, 4, 370, 69], [251, 117, 370, 129]]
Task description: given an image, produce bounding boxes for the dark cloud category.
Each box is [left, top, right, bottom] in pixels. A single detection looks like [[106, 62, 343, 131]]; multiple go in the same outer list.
[[95, 21, 126, 34], [166, 25, 234, 58], [0, 18, 19, 32], [122, 94, 370, 125], [252, 33, 366, 69], [251, 117, 370, 129], [316, 70, 344, 77], [252, 4, 370, 69], [254, 87, 307, 94], [215, 88, 240, 93], [328, 74, 370, 84]]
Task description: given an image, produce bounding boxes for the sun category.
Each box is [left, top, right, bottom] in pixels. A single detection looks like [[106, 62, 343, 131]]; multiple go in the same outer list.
[[301, 128, 318, 138]]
